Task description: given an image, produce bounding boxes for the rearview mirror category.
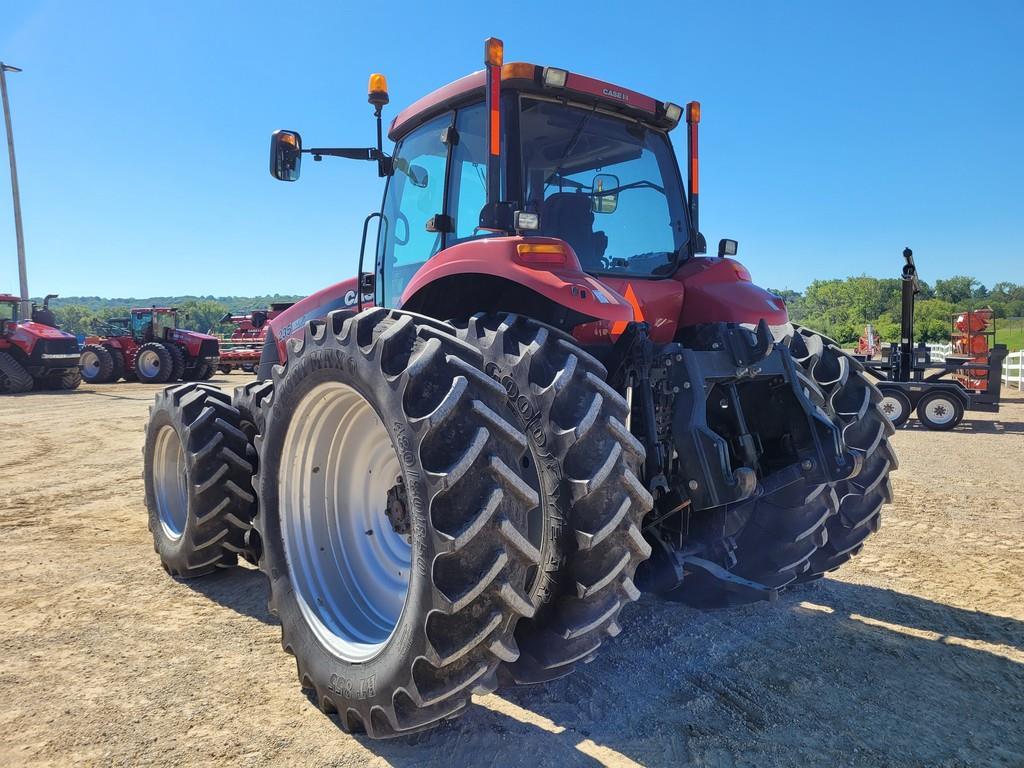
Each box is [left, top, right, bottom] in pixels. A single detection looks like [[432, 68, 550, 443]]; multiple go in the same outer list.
[[718, 238, 738, 257], [270, 129, 302, 181], [592, 173, 619, 214], [408, 164, 429, 188]]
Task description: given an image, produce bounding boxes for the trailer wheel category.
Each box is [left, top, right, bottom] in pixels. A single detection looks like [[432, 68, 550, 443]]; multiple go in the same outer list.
[[916, 391, 964, 431], [163, 343, 186, 381], [135, 342, 173, 383], [878, 387, 911, 428], [255, 308, 545, 738], [453, 314, 652, 686], [143, 383, 255, 577], [0, 351, 33, 393], [219, 364, 233, 375], [80, 344, 114, 384]]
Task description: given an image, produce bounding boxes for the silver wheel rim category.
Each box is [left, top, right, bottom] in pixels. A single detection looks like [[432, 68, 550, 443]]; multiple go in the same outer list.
[[153, 425, 188, 539], [279, 381, 410, 662], [924, 397, 956, 425], [81, 351, 100, 378], [880, 394, 905, 423], [138, 350, 161, 378]]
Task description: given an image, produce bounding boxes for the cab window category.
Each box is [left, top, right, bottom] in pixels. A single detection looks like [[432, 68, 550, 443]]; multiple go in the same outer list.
[[378, 114, 452, 307], [132, 311, 152, 338], [448, 102, 491, 243], [0, 302, 16, 323]]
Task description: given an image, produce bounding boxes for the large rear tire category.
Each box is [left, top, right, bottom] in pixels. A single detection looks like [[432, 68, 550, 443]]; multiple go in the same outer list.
[[143, 383, 255, 577], [103, 343, 126, 382], [454, 313, 652, 685], [788, 328, 897, 581], [163, 343, 185, 382], [80, 344, 114, 384], [0, 351, 33, 394], [255, 308, 545, 738], [135, 342, 173, 383]]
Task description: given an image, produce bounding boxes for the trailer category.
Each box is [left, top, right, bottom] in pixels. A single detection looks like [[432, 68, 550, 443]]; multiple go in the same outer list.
[[216, 303, 293, 374], [864, 248, 1007, 430]]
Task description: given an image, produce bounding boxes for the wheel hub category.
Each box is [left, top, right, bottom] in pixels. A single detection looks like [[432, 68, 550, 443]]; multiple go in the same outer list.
[[278, 381, 411, 662], [385, 478, 410, 536]]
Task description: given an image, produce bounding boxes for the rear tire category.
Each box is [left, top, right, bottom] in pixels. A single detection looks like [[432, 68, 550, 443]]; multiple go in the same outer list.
[[143, 383, 255, 577], [135, 342, 173, 383], [789, 328, 897, 581], [454, 313, 652, 685], [164, 343, 185, 381], [0, 351, 33, 393], [80, 344, 114, 384], [255, 307, 544, 738], [103, 344, 125, 382]]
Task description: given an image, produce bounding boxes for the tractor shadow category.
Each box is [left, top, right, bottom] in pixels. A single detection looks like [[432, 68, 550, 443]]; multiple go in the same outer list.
[[182, 562, 277, 625], [357, 579, 1024, 768]]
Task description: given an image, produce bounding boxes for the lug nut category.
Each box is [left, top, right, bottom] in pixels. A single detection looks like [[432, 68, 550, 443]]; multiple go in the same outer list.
[[801, 459, 814, 471], [688, 480, 699, 490]]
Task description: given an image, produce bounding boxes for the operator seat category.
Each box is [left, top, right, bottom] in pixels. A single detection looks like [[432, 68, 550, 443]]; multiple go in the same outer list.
[[540, 193, 607, 270]]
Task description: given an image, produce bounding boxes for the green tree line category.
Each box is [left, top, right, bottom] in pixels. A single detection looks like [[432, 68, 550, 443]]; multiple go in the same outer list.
[[771, 276, 1024, 346], [34, 295, 302, 337]]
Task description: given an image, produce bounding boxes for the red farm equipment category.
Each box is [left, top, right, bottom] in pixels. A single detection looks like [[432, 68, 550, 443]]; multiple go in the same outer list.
[[216, 303, 293, 374], [0, 293, 81, 393], [81, 307, 220, 384], [141, 39, 895, 737], [864, 250, 1006, 430]]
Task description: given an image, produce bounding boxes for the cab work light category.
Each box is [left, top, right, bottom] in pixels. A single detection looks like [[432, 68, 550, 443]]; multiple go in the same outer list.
[[485, 37, 504, 67], [543, 67, 568, 88], [663, 102, 682, 126], [516, 242, 568, 267]]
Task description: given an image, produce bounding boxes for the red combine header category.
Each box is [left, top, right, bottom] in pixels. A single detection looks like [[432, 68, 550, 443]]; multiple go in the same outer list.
[[216, 303, 293, 374]]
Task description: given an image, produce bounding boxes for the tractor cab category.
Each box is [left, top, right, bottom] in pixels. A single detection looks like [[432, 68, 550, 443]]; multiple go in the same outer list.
[[0, 294, 18, 331], [131, 308, 178, 341], [269, 40, 782, 344]]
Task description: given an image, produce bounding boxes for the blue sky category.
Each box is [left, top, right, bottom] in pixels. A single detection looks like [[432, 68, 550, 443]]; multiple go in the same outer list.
[[0, 1, 1021, 298]]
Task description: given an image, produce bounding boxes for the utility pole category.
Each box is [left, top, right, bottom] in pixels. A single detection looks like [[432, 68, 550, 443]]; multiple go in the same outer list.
[[0, 62, 29, 320]]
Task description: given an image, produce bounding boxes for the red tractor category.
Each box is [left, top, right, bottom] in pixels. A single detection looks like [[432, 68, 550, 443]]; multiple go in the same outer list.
[[81, 307, 220, 384], [0, 293, 82, 393], [216, 303, 293, 374], [142, 40, 894, 737]]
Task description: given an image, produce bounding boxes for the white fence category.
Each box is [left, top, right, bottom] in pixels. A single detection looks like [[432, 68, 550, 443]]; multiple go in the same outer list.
[[925, 343, 1023, 389], [1005, 350, 1023, 389]]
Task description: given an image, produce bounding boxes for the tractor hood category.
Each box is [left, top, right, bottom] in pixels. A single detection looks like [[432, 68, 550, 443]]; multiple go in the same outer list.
[[14, 320, 76, 341]]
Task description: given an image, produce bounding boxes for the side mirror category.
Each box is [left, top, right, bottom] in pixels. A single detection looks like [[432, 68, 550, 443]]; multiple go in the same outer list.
[[407, 164, 429, 188], [359, 272, 376, 294], [592, 173, 619, 214], [270, 129, 302, 181], [718, 238, 738, 257]]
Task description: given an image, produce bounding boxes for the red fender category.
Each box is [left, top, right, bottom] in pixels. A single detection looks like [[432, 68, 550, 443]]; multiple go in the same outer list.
[[265, 277, 374, 362], [674, 257, 788, 327], [400, 236, 633, 325]]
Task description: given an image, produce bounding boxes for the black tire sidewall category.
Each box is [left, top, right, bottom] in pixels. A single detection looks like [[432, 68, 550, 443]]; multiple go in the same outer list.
[[143, 403, 198, 568], [258, 345, 434, 710]]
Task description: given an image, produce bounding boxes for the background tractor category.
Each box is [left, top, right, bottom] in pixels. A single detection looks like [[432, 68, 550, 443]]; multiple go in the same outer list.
[[0, 292, 81, 393], [81, 307, 220, 384], [143, 39, 895, 737]]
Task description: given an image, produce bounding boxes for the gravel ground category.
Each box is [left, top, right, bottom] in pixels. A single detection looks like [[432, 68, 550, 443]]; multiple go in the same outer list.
[[1, 377, 1021, 768]]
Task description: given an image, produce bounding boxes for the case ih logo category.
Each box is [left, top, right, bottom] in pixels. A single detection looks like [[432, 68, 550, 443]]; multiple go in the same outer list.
[[602, 88, 628, 102]]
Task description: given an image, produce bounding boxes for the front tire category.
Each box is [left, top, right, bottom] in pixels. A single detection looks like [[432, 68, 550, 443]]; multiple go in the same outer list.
[[143, 383, 255, 577], [164, 343, 186, 381], [255, 308, 545, 738]]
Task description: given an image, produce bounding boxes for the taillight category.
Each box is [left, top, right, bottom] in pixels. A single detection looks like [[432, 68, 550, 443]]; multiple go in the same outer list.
[[516, 242, 568, 268]]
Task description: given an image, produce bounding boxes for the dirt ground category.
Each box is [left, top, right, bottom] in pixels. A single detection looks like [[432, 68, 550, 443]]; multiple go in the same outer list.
[[1, 377, 1022, 768]]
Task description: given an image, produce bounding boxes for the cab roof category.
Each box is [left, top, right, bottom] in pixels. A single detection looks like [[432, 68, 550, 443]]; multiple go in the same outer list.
[[388, 62, 679, 142], [0, 293, 19, 304]]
